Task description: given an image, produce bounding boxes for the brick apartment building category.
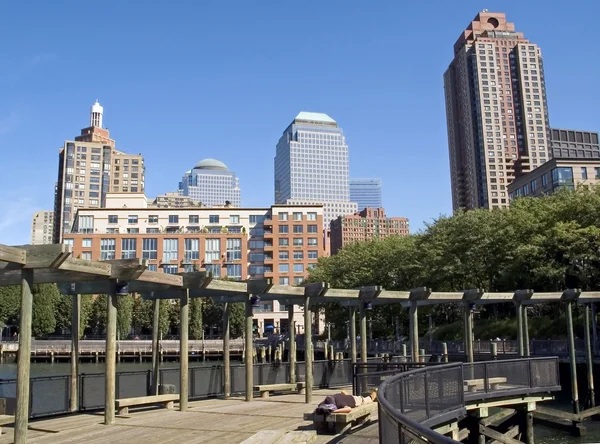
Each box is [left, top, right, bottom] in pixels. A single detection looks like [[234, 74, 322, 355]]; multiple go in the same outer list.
[[330, 207, 409, 255]]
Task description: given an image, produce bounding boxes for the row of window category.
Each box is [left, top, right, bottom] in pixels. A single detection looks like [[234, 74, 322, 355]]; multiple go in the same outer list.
[[275, 225, 319, 234], [264, 238, 319, 247]]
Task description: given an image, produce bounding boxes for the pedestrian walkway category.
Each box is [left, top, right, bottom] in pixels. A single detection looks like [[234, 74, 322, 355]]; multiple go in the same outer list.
[[0, 387, 378, 443]]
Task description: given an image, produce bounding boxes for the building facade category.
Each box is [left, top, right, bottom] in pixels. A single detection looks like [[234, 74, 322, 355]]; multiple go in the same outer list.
[[31, 211, 54, 245], [444, 11, 551, 210], [179, 159, 241, 207], [53, 101, 145, 242], [550, 128, 600, 159], [350, 179, 383, 211], [330, 207, 409, 255], [274, 112, 357, 228], [152, 192, 202, 208], [64, 194, 326, 333], [508, 158, 600, 199]]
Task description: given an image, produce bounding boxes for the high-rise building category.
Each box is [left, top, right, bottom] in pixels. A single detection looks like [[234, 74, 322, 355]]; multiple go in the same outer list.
[[330, 207, 409, 255], [179, 159, 241, 207], [31, 211, 54, 245], [444, 11, 551, 210], [64, 193, 326, 334], [53, 101, 145, 242], [350, 179, 383, 211], [274, 112, 357, 227], [550, 128, 600, 159], [152, 192, 202, 208]]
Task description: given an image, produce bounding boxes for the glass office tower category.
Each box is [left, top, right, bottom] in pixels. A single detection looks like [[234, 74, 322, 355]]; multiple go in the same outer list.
[[179, 158, 241, 207], [350, 179, 383, 211]]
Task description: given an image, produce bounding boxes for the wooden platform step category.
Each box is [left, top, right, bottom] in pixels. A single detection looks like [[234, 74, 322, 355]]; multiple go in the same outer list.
[[240, 430, 317, 444]]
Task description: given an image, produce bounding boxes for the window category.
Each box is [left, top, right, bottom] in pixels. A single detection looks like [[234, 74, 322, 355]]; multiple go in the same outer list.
[[307, 238, 318, 246], [226, 264, 242, 280], [307, 225, 318, 233], [226, 238, 242, 261], [163, 264, 178, 274], [249, 215, 265, 224], [168, 215, 179, 224], [205, 239, 221, 262], [188, 215, 199, 224], [82, 238, 93, 248], [163, 239, 179, 262], [294, 264, 304, 273], [307, 212, 317, 221], [293, 212, 303, 221], [293, 238, 303, 247], [209, 215, 219, 223], [551, 167, 574, 188], [279, 225, 289, 234], [278, 212, 288, 221], [184, 239, 200, 262], [108, 215, 118, 224], [308, 263, 317, 270], [121, 238, 137, 259], [293, 251, 304, 260], [230, 215, 240, 224], [146, 228, 160, 234], [148, 215, 158, 224], [79, 215, 94, 233], [293, 225, 303, 234], [582, 167, 588, 180], [308, 251, 318, 259], [531, 179, 537, 192], [63, 239, 74, 247], [541, 174, 548, 186], [279, 277, 290, 285], [142, 238, 157, 260], [147, 264, 158, 272], [249, 265, 264, 275], [127, 228, 139, 234], [279, 238, 289, 247], [81, 252, 92, 261], [100, 239, 116, 260], [128, 215, 138, 224], [293, 277, 304, 285], [279, 264, 289, 273], [595, 167, 600, 179], [249, 240, 264, 249], [279, 251, 289, 260], [205, 264, 220, 277]]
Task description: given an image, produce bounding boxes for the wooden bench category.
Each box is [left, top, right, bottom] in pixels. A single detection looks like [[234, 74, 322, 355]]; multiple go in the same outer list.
[[115, 394, 179, 416], [304, 402, 378, 434], [464, 377, 507, 392], [0, 415, 14, 435], [253, 382, 306, 398]]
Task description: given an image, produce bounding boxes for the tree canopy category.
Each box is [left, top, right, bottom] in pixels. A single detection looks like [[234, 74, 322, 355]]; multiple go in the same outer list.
[[306, 187, 600, 339]]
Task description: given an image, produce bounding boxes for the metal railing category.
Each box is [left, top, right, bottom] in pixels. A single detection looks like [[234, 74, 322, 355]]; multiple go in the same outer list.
[[378, 357, 561, 444], [352, 361, 439, 396]]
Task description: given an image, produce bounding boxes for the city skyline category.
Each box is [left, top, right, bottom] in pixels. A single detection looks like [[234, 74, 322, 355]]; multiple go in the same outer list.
[[2, 2, 599, 244]]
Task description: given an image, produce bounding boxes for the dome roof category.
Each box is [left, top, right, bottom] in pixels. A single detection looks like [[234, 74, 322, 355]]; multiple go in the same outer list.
[[193, 158, 228, 171]]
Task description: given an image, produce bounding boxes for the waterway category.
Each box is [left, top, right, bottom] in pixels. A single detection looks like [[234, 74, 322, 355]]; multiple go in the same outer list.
[[0, 362, 599, 442]]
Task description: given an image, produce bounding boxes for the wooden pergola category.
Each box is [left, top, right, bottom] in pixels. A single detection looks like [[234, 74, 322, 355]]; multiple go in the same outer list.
[[3, 242, 600, 442]]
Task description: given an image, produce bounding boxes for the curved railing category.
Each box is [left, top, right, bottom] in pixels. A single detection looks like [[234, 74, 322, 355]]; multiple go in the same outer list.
[[377, 357, 561, 444]]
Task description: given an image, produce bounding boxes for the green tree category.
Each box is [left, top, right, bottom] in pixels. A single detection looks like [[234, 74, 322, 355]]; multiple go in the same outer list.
[[0, 285, 20, 329], [31, 284, 59, 337], [117, 295, 134, 338], [189, 297, 203, 339]]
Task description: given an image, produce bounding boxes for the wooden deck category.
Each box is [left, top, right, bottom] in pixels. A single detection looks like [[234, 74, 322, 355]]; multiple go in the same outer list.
[[0, 387, 379, 444]]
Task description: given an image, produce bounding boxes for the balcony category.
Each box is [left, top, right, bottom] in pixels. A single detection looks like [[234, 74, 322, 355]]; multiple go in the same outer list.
[[263, 243, 274, 251]]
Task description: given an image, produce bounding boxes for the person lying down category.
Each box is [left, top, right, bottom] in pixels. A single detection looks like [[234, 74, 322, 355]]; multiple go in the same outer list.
[[315, 390, 378, 414]]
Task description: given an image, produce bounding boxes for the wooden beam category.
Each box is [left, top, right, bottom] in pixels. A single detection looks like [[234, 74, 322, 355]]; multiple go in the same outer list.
[[181, 271, 207, 289], [204, 279, 246, 294], [479, 424, 522, 444], [0, 269, 109, 286], [104, 258, 148, 280], [304, 282, 327, 298], [0, 244, 26, 265], [133, 270, 182, 286], [481, 408, 516, 427], [264, 284, 305, 297], [57, 258, 112, 276], [18, 244, 71, 269]]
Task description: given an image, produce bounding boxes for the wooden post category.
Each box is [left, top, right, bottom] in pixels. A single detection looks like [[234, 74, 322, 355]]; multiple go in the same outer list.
[[409, 301, 418, 362], [245, 297, 253, 402], [70, 294, 81, 412], [304, 296, 313, 403], [491, 342, 498, 360], [179, 290, 189, 412], [523, 306, 530, 357], [442, 342, 448, 362], [516, 301, 524, 358], [288, 304, 296, 384], [585, 304, 595, 409], [566, 301, 581, 419], [350, 307, 357, 364], [151, 298, 160, 395], [463, 303, 474, 363], [592, 303, 598, 357], [223, 302, 231, 398], [14, 269, 34, 444], [104, 282, 117, 425], [359, 301, 368, 364]]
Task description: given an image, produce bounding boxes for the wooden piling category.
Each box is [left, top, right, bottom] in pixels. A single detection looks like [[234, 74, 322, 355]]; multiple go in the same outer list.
[[566, 301, 581, 430], [179, 289, 189, 412], [223, 302, 231, 399], [359, 301, 368, 364], [442, 342, 448, 362], [523, 306, 530, 357], [491, 342, 498, 360], [464, 302, 474, 363], [585, 304, 595, 409], [409, 301, 418, 362], [304, 296, 313, 403], [349, 307, 357, 364], [151, 298, 160, 395], [245, 297, 253, 402], [70, 294, 81, 412], [104, 283, 117, 425], [516, 301, 524, 358], [14, 269, 33, 444], [288, 304, 296, 384]]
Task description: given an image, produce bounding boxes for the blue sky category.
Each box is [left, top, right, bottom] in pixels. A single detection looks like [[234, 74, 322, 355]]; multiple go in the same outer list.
[[1, 1, 599, 245]]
